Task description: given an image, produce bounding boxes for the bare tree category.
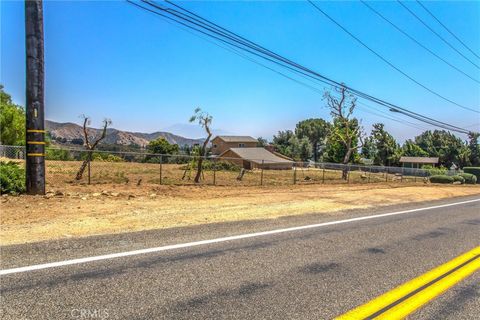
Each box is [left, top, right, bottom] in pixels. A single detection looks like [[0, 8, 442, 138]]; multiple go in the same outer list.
[[324, 86, 364, 180], [75, 116, 111, 180], [189, 108, 212, 183]]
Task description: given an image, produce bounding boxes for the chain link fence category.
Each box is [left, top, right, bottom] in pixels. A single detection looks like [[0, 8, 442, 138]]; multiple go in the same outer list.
[[1, 145, 430, 188]]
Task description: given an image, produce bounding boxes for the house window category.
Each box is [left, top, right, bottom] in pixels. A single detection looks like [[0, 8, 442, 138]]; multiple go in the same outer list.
[[239, 143, 245, 147]]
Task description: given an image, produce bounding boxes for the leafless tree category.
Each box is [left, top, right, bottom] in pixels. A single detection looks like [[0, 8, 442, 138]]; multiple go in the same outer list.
[[324, 85, 364, 180], [189, 108, 212, 183], [75, 116, 111, 180]]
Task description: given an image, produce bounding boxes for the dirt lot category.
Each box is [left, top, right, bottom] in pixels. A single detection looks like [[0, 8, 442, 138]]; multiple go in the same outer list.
[[5, 158, 423, 187], [1, 183, 479, 245]]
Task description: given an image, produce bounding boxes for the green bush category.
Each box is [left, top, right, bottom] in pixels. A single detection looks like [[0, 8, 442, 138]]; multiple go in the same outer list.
[[422, 165, 447, 176], [91, 153, 123, 162], [429, 175, 454, 184], [0, 161, 25, 194], [452, 175, 465, 184], [463, 167, 480, 180], [46, 149, 73, 161], [179, 160, 241, 171], [459, 173, 477, 185]]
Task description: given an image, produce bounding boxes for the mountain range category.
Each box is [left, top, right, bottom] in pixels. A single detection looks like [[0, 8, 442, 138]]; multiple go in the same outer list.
[[46, 120, 205, 148]]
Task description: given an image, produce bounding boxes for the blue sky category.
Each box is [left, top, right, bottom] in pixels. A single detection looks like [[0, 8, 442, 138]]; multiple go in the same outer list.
[[1, 1, 479, 141]]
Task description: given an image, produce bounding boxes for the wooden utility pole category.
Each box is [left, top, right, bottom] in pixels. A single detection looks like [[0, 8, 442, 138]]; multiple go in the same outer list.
[[25, 0, 46, 195]]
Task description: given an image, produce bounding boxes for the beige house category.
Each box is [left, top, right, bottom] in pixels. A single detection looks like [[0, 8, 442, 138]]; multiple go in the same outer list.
[[211, 136, 293, 170], [211, 136, 258, 155]]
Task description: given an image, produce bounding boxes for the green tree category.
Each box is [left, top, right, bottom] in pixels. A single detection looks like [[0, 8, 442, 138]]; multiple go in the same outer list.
[[468, 132, 480, 166], [323, 117, 361, 165], [323, 85, 363, 179], [414, 130, 466, 167], [272, 130, 295, 156], [297, 136, 313, 162], [457, 145, 472, 168], [272, 131, 313, 161], [147, 137, 179, 155], [0, 85, 25, 145], [401, 140, 428, 157], [360, 136, 376, 160], [295, 118, 330, 162], [370, 123, 399, 166]]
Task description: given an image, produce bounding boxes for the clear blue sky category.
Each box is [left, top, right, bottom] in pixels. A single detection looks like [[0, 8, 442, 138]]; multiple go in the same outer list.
[[1, 0, 479, 141]]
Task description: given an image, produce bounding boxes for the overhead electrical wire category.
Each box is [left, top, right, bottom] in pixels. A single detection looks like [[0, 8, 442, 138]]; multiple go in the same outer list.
[[397, 0, 480, 69], [416, 0, 480, 60], [307, 0, 479, 114], [164, 0, 479, 121], [133, 0, 476, 132], [357, 103, 431, 131], [360, 0, 479, 84], [126, 0, 476, 134]]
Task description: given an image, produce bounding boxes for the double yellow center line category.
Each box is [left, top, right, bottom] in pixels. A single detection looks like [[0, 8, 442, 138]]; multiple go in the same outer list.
[[336, 246, 480, 319]]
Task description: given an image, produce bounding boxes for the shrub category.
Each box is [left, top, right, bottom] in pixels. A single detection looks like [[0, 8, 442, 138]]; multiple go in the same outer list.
[[46, 149, 73, 161], [91, 153, 123, 162], [459, 173, 477, 185], [429, 175, 454, 184], [207, 160, 241, 171], [463, 167, 480, 180], [179, 160, 241, 171], [452, 175, 465, 184], [422, 165, 447, 176], [0, 161, 25, 194]]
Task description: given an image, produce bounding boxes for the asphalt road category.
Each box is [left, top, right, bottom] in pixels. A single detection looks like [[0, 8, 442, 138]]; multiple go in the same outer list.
[[1, 196, 479, 319]]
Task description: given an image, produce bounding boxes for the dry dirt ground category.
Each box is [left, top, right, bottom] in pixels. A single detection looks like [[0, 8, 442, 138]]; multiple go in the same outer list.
[[1, 183, 479, 245]]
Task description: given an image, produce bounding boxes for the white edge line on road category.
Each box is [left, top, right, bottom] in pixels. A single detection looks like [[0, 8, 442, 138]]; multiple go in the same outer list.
[[1, 198, 479, 276]]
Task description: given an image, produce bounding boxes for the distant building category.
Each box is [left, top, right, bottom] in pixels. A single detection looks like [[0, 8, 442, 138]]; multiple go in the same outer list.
[[211, 136, 258, 155], [211, 136, 293, 170], [399, 156, 439, 168]]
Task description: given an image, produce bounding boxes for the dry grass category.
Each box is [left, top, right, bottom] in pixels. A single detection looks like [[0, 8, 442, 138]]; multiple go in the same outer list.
[[41, 159, 421, 187], [1, 182, 478, 245]]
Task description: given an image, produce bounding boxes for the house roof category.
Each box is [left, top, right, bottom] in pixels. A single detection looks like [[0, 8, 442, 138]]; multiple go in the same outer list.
[[220, 147, 293, 164], [399, 156, 439, 164], [213, 136, 258, 143]]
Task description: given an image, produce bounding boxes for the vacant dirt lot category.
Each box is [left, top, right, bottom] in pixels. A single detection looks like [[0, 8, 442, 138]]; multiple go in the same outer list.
[[4, 158, 424, 188], [1, 183, 479, 245]]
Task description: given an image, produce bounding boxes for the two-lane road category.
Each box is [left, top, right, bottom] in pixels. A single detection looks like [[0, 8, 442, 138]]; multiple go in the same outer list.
[[1, 197, 479, 319]]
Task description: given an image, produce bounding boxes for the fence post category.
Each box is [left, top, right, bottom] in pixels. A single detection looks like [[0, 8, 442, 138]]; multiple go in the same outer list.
[[368, 166, 371, 183], [293, 163, 297, 185], [159, 155, 163, 185], [322, 164, 325, 184], [213, 157, 216, 186], [260, 160, 264, 186], [347, 164, 350, 183], [414, 167, 417, 183], [385, 167, 388, 182]]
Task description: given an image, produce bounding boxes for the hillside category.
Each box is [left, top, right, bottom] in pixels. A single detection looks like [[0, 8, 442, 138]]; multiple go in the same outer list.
[[45, 120, 204, 148]]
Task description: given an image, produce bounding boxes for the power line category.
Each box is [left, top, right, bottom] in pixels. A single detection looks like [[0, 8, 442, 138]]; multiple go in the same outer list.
[[416, 0, 480, 60], [164, 0, 480, 129], [397, 0, 480, 69], [307, 0, 479, 114], [164, 0, 479, 120], [357, 102, 431, 131], [360, 0, 479, 84], [127, 0, 476, 134]]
